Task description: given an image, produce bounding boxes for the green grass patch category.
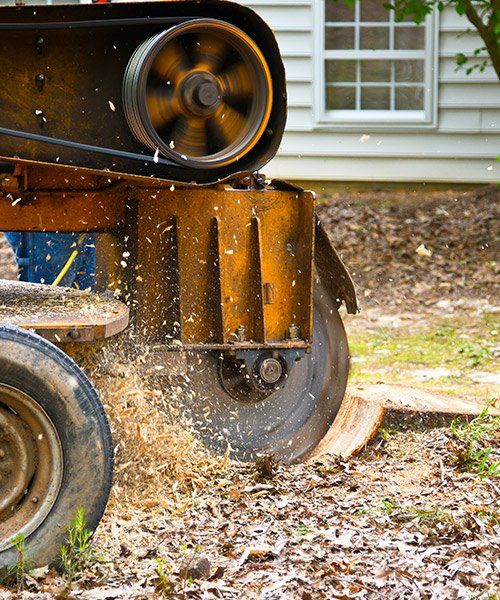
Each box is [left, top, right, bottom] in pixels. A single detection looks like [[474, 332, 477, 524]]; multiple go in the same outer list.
[[347, 311, 499, 399]]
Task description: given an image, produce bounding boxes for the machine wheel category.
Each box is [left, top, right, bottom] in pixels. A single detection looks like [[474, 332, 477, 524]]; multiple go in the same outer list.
[[184, 284, 350, 463], [0, 325, 113, 571]]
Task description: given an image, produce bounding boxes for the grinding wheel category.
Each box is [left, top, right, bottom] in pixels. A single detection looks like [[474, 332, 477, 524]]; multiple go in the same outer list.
[[183, 284, 350, 463]]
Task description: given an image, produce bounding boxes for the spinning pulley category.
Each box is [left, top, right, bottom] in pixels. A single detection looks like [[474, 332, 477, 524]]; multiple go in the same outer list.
[[123, 19, 273, 168]]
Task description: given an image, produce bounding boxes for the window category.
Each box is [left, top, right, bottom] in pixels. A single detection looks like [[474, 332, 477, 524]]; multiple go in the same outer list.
[[317, 0, 436, 126]]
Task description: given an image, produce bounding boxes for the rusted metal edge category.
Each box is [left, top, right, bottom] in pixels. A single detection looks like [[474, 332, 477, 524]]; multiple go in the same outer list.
[[314, 216, 359, 315], [10, 308, 129, 344]]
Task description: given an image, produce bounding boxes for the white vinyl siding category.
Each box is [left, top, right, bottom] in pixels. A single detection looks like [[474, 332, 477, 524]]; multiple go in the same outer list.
[[240, 0, 499, 183]]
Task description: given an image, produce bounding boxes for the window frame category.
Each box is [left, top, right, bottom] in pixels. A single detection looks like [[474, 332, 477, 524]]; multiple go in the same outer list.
[[313, 0, 439, 129]]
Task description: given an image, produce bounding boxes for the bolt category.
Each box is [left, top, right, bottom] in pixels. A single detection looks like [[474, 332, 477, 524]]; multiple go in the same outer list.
[[32, 496, 39, 504], [35, 36, 44, 55], [35, 73, 45, 92], [68, 329, 80, 340], [259, 358, 282, 385], [288, 324, 300, 341], [236, 325, 246, 342], [0, 449, 5, 458]]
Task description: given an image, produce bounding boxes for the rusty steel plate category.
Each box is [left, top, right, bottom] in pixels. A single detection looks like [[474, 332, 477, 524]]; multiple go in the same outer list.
[[0, 280, 129, 343]]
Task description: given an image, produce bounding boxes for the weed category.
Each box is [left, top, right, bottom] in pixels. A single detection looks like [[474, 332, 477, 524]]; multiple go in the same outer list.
[[377, 426, 395, 441], [293, 523, 310, 542], [433, 323, 456, 339], [59, 507, 97, 584], [457, 342, 491, 367], [0, 533, 30, 591], [356, 497, 397, 516], [450, 405, 500, 478], [155, 559, 175, 597], [12, 533, 28, 592]]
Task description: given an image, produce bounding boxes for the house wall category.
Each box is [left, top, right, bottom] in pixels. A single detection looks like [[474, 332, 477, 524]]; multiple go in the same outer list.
[[240, 0, 499, 183]]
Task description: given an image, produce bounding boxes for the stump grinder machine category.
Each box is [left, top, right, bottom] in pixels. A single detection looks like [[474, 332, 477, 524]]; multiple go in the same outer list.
[[0, 1, 358, 570]]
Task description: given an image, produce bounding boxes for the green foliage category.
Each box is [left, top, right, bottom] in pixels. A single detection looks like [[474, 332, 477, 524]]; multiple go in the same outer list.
[[0, 533, 30, 592], [348, 313, 497, 400], [450, 405, 500, 478], [155, 559, 175, 598], [59, 507, 97, 584], [457, 341, 491, 367], [293, 523, 311, 541], [12, 533, 28, 592], [356, 497, 398, 515]]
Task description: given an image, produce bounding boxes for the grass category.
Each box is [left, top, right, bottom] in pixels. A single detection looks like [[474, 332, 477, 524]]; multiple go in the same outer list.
[[355, 498, 499, 529], [59, 507, 98, 585], [155, 559, 175, 598], [0, 533, 30, 592], [346, 310, 499, 400], [450, 406, 500, 478]]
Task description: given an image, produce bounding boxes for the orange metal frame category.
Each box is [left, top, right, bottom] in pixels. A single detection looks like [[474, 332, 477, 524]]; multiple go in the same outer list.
[[0, 164, 316, 349]]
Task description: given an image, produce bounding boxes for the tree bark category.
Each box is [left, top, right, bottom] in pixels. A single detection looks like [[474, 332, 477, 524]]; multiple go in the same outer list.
[[463, 0, 500, 80]]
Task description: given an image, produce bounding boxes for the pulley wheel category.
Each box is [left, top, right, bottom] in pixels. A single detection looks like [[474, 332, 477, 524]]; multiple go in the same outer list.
[[123, 19, 273, 168], [183, 284, 350, 463]]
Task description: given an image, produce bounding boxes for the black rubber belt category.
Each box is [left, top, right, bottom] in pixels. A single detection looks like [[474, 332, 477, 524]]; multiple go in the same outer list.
[[0, 125, 177, 167], [0, 16, 195, 30]]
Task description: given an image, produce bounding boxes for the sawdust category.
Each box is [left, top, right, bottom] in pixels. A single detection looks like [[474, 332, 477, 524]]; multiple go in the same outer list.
[[0, 235, 16, 280], [70, 336, 231, 516], [0, 280, 124, 326]]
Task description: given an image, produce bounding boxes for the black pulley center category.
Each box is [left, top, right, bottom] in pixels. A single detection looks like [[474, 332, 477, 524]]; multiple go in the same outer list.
[[196, 81, 219, 108], [181, 72, 221, 116]]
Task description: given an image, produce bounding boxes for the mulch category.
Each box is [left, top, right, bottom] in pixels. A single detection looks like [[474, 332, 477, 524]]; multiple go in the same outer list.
[[317, 184, 499, 310]]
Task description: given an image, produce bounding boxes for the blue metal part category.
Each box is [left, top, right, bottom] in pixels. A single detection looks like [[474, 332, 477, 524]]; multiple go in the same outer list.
[[4, 232, 96, 290]]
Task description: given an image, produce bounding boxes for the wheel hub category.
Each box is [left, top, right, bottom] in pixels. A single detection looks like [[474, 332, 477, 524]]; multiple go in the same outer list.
[[258, 357, 283, 385], [0, 408, 36, 520], [180, 71, 222, 116], [0, 384, 63, 552], [219, 350, 296, 403]]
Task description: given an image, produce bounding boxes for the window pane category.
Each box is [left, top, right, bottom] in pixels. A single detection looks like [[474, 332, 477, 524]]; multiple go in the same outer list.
[[326, 86, 356, 109], [326, 26, 355, 50], [361, 60, 391, 82], [360, 26, 389, 49], [395, 86, 424, 109], [394, 27, 425, 49], [325, 1, 355, 22], [360, 0, 389, 22], [395, 59, 424, 82], [326, 59, 357, 83], [361, 86, 390, 109]]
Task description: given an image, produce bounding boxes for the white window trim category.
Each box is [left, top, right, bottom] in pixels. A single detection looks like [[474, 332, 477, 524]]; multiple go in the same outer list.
[[313, 1, 439, 130]]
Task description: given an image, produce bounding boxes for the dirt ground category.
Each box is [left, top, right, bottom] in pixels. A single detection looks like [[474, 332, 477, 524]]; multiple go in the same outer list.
[[0, 185, 499, 599]]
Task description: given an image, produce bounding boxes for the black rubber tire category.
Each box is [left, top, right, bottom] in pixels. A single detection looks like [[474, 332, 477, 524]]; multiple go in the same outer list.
[[184, 283, 350, 463], [0, 325, 113, 572]]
